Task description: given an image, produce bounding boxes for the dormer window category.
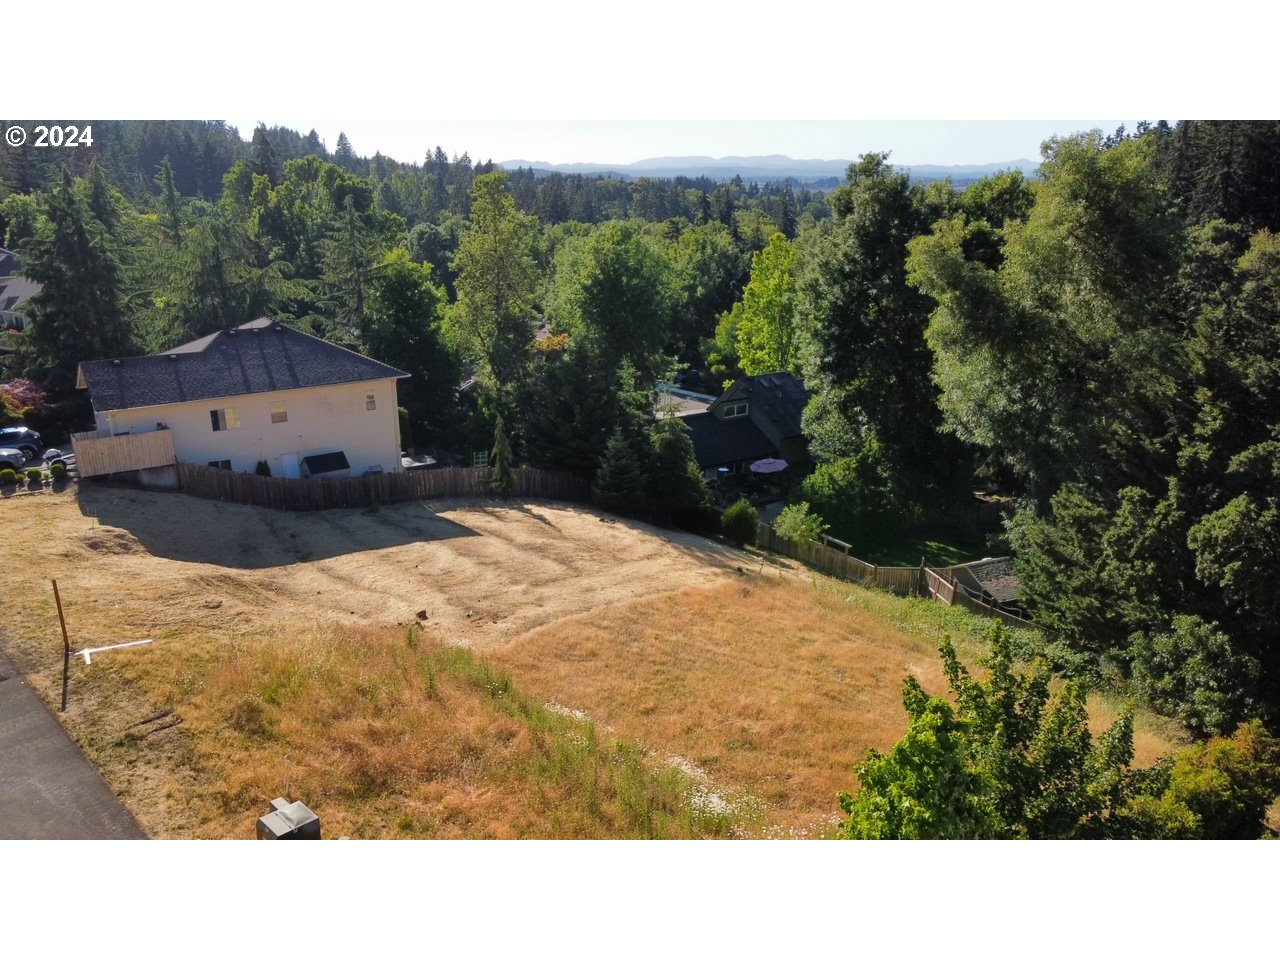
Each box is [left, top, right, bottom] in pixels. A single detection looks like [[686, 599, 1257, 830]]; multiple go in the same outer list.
[[722, 401, 749, 419]]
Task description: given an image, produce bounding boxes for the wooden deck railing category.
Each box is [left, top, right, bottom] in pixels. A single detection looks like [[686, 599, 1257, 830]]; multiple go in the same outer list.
[[71, 429, 176, 478]]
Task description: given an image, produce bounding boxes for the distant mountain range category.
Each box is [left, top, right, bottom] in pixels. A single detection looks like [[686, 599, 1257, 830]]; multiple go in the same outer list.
[[497, 155, 1040, 184]]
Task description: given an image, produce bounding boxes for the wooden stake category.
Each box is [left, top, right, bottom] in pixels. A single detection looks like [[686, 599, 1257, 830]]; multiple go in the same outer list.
[[53, 579, 70, 712]]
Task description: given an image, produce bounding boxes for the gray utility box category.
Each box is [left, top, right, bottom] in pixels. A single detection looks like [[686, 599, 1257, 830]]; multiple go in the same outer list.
[[256, 797, 321, 840]]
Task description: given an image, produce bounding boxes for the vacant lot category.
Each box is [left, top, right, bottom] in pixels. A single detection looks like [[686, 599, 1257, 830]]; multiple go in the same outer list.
[[13, 484, 738, 646], [0, 485, 1190, 838]]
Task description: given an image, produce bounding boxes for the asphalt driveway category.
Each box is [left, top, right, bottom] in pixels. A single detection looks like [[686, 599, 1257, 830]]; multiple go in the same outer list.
[[0, 651, 145, 839]]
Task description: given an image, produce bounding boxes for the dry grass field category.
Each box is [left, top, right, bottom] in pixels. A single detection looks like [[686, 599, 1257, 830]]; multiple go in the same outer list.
[[0, 484, 1192, 838]]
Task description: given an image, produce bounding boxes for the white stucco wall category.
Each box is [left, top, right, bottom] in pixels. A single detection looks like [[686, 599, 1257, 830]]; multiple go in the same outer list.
[[98, 378, 403, 476]]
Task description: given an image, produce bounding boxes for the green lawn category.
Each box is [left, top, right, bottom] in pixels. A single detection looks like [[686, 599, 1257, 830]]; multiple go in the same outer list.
[[863, 526, 994, 568]]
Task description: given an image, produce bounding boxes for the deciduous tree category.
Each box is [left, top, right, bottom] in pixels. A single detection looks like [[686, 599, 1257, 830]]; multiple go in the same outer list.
[[448, 172, 540, 389]]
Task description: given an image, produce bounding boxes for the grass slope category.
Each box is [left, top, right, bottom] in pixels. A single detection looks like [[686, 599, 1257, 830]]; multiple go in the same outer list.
[[1, 487, 1191, 838]]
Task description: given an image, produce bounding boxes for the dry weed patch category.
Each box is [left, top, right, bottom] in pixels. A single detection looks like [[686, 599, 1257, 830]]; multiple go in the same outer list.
[[1, 489, 1190, 838], [34, 621, 743, 838], [493, 578, 958, 836], [493, 576, 1191, 836]]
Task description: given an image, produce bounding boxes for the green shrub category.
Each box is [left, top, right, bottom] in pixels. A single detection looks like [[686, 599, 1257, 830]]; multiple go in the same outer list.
[[0, 468, 18, 485], [1131, 614, 1262, 736], [593, 428, 646, 516], [721, 498, 759, 547], [1119, 720, 1280, 839], [255, 459, 271, 477], [646, 417, 711, 518], [26, 468, 43, 483], [49, 462, 67, 481], [801, 438, 915, 550], [775, 502, 829, 542]]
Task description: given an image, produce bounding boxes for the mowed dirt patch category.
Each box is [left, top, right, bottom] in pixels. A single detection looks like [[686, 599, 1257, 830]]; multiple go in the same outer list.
[[7, 485, 740, 649], [0, 486, 743, 837]]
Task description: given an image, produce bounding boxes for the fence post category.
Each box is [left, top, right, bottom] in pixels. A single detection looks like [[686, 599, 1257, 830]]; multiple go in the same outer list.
[[53, 579, 71, 712]]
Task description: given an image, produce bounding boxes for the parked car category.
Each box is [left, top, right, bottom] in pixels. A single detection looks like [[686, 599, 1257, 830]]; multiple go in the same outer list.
[[0, 447, 29, 472], [0, 426, 42, 459]]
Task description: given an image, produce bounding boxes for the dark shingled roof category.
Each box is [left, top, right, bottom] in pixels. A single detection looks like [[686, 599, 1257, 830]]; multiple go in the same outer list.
[[684, 412, 777, 469], [951, 557, 1021, 603], [715, 372, 809, 447], [77, 318, 409, 412]]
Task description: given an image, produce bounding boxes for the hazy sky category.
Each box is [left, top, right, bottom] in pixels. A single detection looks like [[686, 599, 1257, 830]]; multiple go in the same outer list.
[[229, 119, 1126, 168]]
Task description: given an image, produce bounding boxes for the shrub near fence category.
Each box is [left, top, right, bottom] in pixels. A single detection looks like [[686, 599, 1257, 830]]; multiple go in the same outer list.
[[174, 462, 590, 511]]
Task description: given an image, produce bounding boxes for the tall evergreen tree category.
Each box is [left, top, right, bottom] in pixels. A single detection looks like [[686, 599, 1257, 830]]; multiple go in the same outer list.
[[646, 416, 711, 521], [592, 427, 647, 516], [490, 415, 514, 498], [333, 132, 360, 174], [319, 194, 379, 346], [156, 155, 183, 248], [250, 125, 279, 185], [151, 215, 303, 346], [521, 338, 616, 473], [19, 171, 133, 402], [84, 159, 121, 235]]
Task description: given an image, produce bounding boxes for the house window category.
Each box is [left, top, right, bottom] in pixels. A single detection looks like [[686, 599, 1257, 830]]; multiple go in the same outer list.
[[366, 393, 377, 411], [472, 450, 489, 467], [210, 408, 240, 431], [722, 402, 749, 419], [208, 459, 232, 470], [270, 401, 288, 424]]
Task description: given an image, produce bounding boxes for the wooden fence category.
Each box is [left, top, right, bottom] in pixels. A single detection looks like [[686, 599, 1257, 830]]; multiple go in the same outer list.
[[949, 587, 1042, 632], [71, 429, 176, 478], [923, 566, 956, 604], [755, 522, 923, 596], [174, 461, 590, 510], [757, 521, 1046, 633], [922, 564, 1039, 632]]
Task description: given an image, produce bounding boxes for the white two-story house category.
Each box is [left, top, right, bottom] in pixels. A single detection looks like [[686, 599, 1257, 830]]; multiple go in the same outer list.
[[74, 318, 409, 480]]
